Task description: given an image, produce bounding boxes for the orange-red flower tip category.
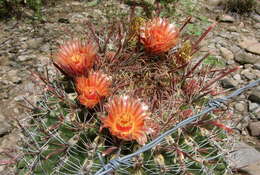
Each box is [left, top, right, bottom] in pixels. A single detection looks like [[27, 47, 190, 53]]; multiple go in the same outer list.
[[101, 95, 150, 145], [140, 18, 179, 54], [75, 71, 112, 108], [54, 40, 97, 77]]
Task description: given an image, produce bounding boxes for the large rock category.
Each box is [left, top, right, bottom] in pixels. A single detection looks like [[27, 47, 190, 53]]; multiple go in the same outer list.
[[228, 142, 260, 171], [246, 43, 260, 56], [248, 121, 260, 136], [239, 37, 260, 55], [234, 52, 260, 65], [242, 162, 260, 175]]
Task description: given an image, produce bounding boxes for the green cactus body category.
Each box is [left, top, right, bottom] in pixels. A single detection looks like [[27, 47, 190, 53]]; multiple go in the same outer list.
[[17, 93, 231, 175]]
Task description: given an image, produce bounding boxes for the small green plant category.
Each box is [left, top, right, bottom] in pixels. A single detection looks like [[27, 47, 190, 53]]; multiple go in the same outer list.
[[186, 23, 203, 36], [203, 55, 225, 67], [26, 0, 42, 19]]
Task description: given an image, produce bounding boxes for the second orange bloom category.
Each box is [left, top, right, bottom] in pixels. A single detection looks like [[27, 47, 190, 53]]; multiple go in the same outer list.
[[75, 71, 112, 108]]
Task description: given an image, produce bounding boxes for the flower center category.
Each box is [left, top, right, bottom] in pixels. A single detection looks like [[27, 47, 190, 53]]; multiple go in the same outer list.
[[71, 54, 82, 63], [116, 113, 133, 132], [84, 87, 98, 100]]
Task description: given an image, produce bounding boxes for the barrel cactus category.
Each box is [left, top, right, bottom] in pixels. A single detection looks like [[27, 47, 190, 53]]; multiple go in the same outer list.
[[17, 16, 236, 175]]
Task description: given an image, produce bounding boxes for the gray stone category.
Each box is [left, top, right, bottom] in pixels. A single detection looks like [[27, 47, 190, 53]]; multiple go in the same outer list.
[[227, 26, 237, 32], [234, 52, 260, 65], [230, 32, 240, 38], [254, 23, 260, 29], [239, 37, 257, 49], [219, 47, 234, 60], [241, 28, 250, 33], [239, 37, 260, 55], [251, 14, 260, 22], [218, 32, 230, 39], [253, 62, 260, 70], [26, 38, 44, 49], [206, 0, 223, 6], [220, 78, 238, 88], [39, 43, 50, 53], [19, 36, 28, 42], [249, 88, 260, 103], [70, 13, 88, 23], [249, 102, 260, 120], [242, 162, 260, 175], [244, 64, 253, 69], [17, 54, 36, 62], [256, 111, 260, 120], [220, 15, 235, 22], [248, 121, 260, 136], [0, 122, 10, 137], [7, 70, 21, 84], [248, 102, 259, 112], [0, 114, 11, 137], [233, 74, 241, 81], [0, 113, 11, 137], [0, 131, 21, 159], [226, 59, 235, 65], [230, 45, 241, 54], [234, 102, 246, 112], [228, 142, 260, 169], [246, 42, 260, 55], [252, 69, 260, 79], [241, 69, 257, 80]]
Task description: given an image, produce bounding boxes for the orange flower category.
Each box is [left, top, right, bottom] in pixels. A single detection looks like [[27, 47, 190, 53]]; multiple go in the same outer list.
[[140, 18, 179, 54], [75, 71, 111, 108], [101, 96, 150, 145], [54, 40, 97, 77]]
